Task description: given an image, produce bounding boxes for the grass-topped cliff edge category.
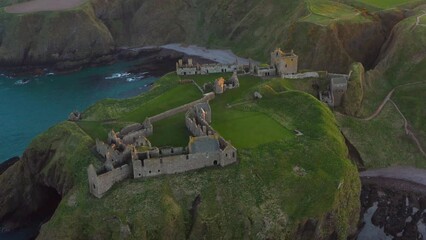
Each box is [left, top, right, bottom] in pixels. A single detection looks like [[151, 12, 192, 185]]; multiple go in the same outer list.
[[0, 73, 360, 239]]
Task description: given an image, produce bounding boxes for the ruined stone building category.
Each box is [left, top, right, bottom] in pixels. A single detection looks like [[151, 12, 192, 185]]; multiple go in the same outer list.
[[175, 48, 298, 78], [271, 48, 298, 76], [254, 65, 277, 77], [214, 77, 225, 94], [87, 102, 237, 198], [176, 58, 238, 76], [252, 48, 298, 77], [319, 73, 350, 107], [213, 71, 240, 94], [330, 76, 348, 106]]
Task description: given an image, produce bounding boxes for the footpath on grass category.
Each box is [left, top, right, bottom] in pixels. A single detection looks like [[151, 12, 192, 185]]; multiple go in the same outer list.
[[355, 81, 426, 158]]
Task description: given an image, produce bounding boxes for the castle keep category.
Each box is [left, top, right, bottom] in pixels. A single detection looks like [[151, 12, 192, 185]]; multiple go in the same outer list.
[[271, 48, 298, 75], [87, 100, 237, 198]]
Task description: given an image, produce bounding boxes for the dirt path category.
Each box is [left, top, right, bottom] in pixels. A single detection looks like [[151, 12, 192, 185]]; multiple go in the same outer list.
[[415, 11, 426, 28], [348, 81, 426, 158], [362, 81, 426, 121], [5, 0, 86, 13], [362, 88, 395, 121], [360, 166, 426, 187], [389, 99, 426, 157]]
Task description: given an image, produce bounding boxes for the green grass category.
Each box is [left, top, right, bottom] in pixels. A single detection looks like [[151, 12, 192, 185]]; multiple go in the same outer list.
[[335, 13, 426, 170], [148, 113, 190, 147], [212, 110, 292, 148], [354, 0, 422, 9], [393, 84, 426, 150], [341, 62, 364, 116], [189, 72, 233, 86], [121, 82, 202, 122], [301, 0, 370, 26], [337, 104, 426, 168]]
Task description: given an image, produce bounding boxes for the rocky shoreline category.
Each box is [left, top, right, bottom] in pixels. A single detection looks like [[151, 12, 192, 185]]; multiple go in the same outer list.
[[0, 46, 220, 78], [358, 176, 426, 239]]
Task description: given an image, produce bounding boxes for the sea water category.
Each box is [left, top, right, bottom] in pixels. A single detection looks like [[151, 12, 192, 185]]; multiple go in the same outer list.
[[0, 60, 157, 163]]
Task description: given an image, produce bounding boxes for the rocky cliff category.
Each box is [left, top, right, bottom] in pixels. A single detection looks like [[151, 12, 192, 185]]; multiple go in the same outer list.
[[0, 0, 410, 72], [0, 122, 92, 232]]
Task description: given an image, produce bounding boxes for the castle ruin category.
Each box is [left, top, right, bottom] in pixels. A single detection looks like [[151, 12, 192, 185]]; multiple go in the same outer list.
[[176, 48, 299, 78], [176, 58, 239, 76], [87, 100, 237, 198], [213, 71, 240, 94], [319, 73, 351, 107], [271, 48, 298, 76]]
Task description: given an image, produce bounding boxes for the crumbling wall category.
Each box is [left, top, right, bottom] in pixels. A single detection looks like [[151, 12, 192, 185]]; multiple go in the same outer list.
[[218, 137, 237, 166], [149, 93, 214, 123], [96, 140, 109, 157], [108, 130, 121, 145], [177, 66, 197, 75], [119, 123, 143, 137], [159, 147, 185, 156], [185, 117, 207, 137], [122, 129, 149, 145], [133, 151, 222, 179], [199, 64, 237, 75], [88, 164, 131, 198]]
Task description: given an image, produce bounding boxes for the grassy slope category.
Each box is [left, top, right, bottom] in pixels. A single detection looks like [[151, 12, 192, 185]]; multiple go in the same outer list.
[[36, 73, 359, 239], [337, 9, 426, 168], [354, 0, 423, 9], [301, 0, 370, 26], [341, 62, 365, 116]]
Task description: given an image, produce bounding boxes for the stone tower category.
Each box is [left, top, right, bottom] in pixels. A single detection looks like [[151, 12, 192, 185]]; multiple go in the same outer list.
[[270, 48, 298, 75]]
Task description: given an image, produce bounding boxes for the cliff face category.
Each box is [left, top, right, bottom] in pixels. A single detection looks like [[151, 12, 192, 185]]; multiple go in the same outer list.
[[0, 3, 114, 69], [0, 0, 408, 72], [0, 122, 93, 231]]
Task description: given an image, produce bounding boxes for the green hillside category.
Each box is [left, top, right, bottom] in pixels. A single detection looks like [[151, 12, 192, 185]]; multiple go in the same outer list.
[[23, 73, 360, 239], [337, 8, 426, 168]]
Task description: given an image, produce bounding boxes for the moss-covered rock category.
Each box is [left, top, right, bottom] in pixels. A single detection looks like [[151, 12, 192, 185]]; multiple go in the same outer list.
[[341, 62, 365, 116]]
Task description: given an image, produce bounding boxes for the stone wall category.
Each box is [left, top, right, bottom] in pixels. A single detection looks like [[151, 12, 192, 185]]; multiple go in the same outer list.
[[176, 58, 238, 76], [149, 93, 215, 123], [119, 123, 143, 137], [176, 66, 197, 76], [122, 129, 150, 145], [132, 151, 222, 179], [108, 130, 121, 145], [283, 72, 319, 79], [200, 64, 237, 75], [331, 77, 348, 106], [219, 137, 238, 166], [256, 66, 276, 77], [96, 140, 109, 157], [88, 164, 132, 198], [159, 147, 185, 156]]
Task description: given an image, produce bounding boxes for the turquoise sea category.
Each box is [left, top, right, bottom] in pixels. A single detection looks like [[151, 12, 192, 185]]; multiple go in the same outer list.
[[0, 60, 157, 163]]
